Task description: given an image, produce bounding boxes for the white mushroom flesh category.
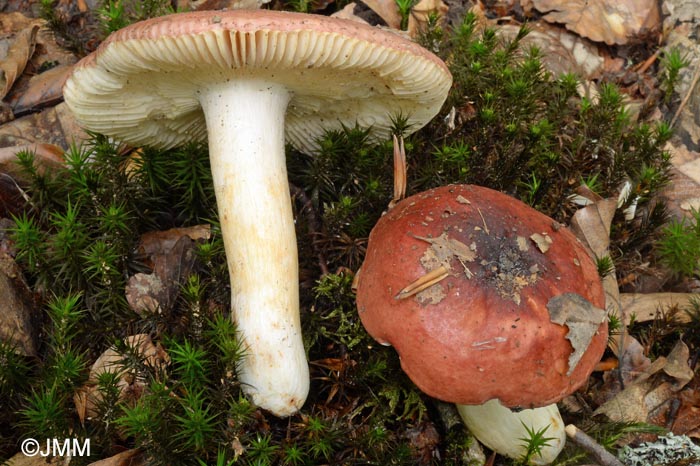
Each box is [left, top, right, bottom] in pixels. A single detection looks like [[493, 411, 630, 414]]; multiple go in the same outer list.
[[199, 79, 308, 416], [457, 399, 566, 465]]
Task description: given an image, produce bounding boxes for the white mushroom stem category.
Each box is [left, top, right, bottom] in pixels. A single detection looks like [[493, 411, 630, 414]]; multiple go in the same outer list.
[[457, 400, 566, 465], [198, 79, 309, 417]]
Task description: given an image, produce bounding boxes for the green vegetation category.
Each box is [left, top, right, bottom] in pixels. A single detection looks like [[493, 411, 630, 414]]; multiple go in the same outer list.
[[517, 423, 557, 465], [658, 209, 700, 278], [659, 47, 691, 105], [1, 10, 689, 465]]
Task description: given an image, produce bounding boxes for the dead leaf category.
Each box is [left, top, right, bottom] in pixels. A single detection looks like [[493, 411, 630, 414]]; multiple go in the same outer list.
[[8, 64, 72, 115], [0, 12, 39, 35], [570, 197, 621, 324], [530, 232, 553, 253], [0, 143, 64, 177], [75, 334, 169, 423], [138, 225, 211, 257], [414, 232, 476, 272], [331, 3, 371, 24], [662, 340, 694, 389], [0, 102, 89, 150], [532, 0, 661, 46], [362, 0, 402, 29], [0, 252, 36, 356], [86, 449, 145, 466], [570, 198, 616, 258], [127, 226, 211, 316], [194, 0, 271, 9], [595, 340, 695, 428], [0, 22, 40, 100], [620, 293, 696, 325], [407, 0, 449, 37], [547, 293, 607, 375], [498, 22, 606, 79], [125, 273, 167, 317]]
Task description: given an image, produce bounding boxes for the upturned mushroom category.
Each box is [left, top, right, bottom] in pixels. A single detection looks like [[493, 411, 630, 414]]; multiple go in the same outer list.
[[63, 10, 451, 417], [355, 184, 608, 463]]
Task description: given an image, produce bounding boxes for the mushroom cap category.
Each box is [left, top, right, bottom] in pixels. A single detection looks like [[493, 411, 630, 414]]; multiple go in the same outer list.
[[63, 10, 452, 153], [356, 184, 608, 408]]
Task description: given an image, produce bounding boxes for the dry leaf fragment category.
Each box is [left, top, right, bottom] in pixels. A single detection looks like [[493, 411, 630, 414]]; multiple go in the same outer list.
[[595, 340, 695, 426], [361, 0, 402, 28], [0, 102, 89, 149], [194, 0, 271, 9], [0, 143, 64, 178], [407, 0, 449, 37], [128, 226, 210, 316], [8, 64, 72, 115], [0, 22, 40, 100], [86, 449, 145, 466], [126, 273, 166, 316], [331, 3, 371, 23], [530, 232, 553, 253], [498, 23, 606, 79], [0, 252, 36, 357], [414, 232, 476, 272], [547, 293, 607, 376], [532, 0, 661, 45], [662, 340, 694, 389], [620, 293, 696, 325], [75, 334, 169, 423]]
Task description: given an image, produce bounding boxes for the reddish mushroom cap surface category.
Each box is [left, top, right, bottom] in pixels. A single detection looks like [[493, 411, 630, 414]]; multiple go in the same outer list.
[[356, 184, 608, 408]]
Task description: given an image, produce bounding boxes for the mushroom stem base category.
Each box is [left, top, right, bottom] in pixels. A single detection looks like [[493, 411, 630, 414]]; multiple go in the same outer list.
[[456, 400, 566, 465], [199, 79, 309, 417]]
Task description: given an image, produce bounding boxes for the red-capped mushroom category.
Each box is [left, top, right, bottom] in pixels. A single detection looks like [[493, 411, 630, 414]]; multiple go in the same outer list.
[[63, 10, 451, 417], [355, 184, 608, 463]]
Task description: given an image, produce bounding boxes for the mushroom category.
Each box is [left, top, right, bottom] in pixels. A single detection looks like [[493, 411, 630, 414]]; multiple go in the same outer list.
[[355, 184, 608, 463], [63, 10, 452, 417]]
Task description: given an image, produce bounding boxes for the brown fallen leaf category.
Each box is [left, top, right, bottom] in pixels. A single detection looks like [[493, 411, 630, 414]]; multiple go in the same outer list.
[[75, 334, 169, 423], [568, 194, 655, 400], [127, 225, 211, 316], [362, 0, 402, 29], [330, 3, 371, 24], [0, 102, 89, 150], [0, 22, 40, 100], [3, 452, 62, 465], [532, 0, 661, 46], [498, 23, 606, 80], [620, 293, 697, 325], [87, 449, 146, 466], [570, 198, 616, 259], [672, 380, 700, 438], [7, 64, 72, 115], [547, 293, 608, 376], [0, 143, 64, 178], [0, 12, 40, 34], [194, 0, 271, 10], [595, 341, 695, 426], [407, 0, 449, 37], [0, 252, 36, 357]]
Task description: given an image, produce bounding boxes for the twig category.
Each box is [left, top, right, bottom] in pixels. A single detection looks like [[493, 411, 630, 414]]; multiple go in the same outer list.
[[388, 134, 407, 210], [477, 207, 489, 235], [565, 424, 624, 466], [395, 265, 450, 300], [634, 49, 660, 74], [289, 183, 330, 276], [670, 59, 700, 128]]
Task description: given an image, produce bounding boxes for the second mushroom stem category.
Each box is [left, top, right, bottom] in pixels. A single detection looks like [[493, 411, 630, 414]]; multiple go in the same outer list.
[[199, 79, 310, 417]]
